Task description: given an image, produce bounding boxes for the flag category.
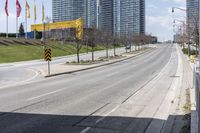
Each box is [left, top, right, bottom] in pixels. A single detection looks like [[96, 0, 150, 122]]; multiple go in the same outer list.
[[16, 0, 21, 17], [34, 0, 37, 21], [5, 0, 9, 16], [42, 0, 44, 21], [26, 0, 30, 18]]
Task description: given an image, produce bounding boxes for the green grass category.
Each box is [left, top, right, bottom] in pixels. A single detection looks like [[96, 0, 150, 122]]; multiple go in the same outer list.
[[0, 41, 115, 63]]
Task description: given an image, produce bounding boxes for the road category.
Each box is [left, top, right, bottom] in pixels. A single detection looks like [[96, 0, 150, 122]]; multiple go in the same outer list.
[[0, 44, 180, 133]]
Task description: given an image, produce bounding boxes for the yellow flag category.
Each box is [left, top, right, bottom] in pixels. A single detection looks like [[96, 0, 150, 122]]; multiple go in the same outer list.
[[26, 0, 30, 18], [34, 0, 37, 21], [42, 0, 44, 21]]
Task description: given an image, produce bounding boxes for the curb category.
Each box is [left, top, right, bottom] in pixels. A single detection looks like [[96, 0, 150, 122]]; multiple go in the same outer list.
[[183, 50, 198, 133], [45, 48, 154, 78]]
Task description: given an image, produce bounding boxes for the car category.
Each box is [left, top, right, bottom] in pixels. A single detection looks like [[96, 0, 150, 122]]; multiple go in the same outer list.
[[125, 45, 131, 50]]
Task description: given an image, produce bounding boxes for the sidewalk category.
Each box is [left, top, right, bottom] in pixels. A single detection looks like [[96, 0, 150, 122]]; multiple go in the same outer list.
[[162, 45, 194, 133], [32, 47, 154, 77]]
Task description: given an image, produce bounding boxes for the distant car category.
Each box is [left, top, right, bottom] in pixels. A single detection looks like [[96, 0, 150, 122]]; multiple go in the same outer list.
[[125, 45, 131, 50]]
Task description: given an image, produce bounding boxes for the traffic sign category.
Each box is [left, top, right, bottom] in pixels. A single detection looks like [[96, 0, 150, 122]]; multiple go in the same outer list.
[[45, 48, 52, 61]]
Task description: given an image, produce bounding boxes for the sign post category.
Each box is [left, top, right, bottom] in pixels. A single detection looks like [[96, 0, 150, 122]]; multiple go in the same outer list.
[[45, 48, 52, 75]]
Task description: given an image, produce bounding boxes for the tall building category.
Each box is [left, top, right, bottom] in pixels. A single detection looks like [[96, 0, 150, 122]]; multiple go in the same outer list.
[[85, 0, 97, 28], [52, 0, 97, 28], [119, 0, 145, 35], [99, 0, 114, 33], [186, 0, 199, 37], [140, 0, 145, 34], [99, 0, 145, 35], [113, 0, 120, 35], [52, 0, 145, 35]]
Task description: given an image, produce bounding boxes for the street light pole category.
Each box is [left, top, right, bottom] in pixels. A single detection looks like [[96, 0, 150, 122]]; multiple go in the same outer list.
[[199, 0, 200, 69]]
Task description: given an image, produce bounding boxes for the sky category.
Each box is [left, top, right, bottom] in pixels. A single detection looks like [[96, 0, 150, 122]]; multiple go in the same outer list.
[[0, 0, 186, 41]]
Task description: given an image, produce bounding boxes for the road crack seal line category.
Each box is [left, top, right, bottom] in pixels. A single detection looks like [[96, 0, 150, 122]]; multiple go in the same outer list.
[[73, 103, 110, 127]]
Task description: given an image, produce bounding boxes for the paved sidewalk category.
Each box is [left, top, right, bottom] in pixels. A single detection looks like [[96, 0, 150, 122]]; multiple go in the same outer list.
[[32, 48, 154, 77], [163, 45, 194, 133]]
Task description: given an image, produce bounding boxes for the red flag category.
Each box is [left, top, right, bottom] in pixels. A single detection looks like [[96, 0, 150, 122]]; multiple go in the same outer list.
[[5, 0, 9, 16], [16, 0, 21, 17]]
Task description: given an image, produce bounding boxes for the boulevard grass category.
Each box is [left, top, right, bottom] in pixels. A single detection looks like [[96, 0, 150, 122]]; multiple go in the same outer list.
[[0, 41, 107, 63]]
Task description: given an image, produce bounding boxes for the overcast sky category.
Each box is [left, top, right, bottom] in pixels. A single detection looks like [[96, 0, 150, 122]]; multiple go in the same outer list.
[[0, 0, 186, 41]]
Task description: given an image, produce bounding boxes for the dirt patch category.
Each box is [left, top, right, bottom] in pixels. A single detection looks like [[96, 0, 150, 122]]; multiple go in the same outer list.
[[180, 88, 191, 133], [66, 55, 125, 65]]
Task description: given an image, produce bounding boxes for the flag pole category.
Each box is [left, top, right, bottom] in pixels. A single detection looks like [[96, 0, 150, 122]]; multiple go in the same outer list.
[[42, 0, 44, 40], [34, 20, 36, 39], [34, 0, 36, 40], [6, 16, 8, 38], [16, 8, 18, 38], [25, 1, 27, 39]]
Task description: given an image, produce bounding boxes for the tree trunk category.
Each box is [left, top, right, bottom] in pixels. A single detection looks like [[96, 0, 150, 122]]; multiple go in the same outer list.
[[92, 45, 94, 62], [114, 44, 116, 56], [77, 42, 80, 63], [188, 44, 190, 57], [106, 44, 109, 58], [87, 42, 89, 54], [77, 50, 80, 63]]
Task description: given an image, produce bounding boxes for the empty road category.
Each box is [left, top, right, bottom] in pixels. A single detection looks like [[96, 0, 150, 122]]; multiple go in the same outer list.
[[0, 44, 181, 133]]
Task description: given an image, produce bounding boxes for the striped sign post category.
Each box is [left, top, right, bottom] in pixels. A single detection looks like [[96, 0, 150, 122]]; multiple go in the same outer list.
[[45, 48, 51, 75]]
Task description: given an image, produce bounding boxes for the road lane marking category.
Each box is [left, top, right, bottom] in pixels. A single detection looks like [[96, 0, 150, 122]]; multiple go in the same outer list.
[[27, 88, 66, 101], [80, 105, 120, 133], [95, 105, 120, 123], [0, 68, 39, 90], [80, 127, 91, 133]]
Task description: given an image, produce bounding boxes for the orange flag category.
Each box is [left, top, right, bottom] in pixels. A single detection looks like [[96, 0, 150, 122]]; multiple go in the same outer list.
[[26, 0, 30, 18], [34, 0, 37, 20]]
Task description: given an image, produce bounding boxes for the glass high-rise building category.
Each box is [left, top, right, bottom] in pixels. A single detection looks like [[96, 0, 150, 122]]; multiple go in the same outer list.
[[119, 0, 145, 35], [99, 0, 114, 33], [186, 0, 199, 36], [99, 0, 145, 35], [52, 0, 145, 35], [52, 0, 97, 28]]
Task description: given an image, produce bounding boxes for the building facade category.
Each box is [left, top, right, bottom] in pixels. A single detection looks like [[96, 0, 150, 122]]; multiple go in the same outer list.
[[52, 0, 97, 28], [186, 0, 199, 37], [99, 0, 114, 33], [52, 0, 145, 35], [99, 0, 145, 35]]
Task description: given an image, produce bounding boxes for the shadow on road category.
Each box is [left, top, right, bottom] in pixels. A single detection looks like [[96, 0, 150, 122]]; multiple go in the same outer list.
[[0, 112, 190, 133]]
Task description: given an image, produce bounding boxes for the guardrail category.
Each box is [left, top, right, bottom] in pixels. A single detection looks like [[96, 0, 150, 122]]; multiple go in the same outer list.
[[194, 63, 200, 133]]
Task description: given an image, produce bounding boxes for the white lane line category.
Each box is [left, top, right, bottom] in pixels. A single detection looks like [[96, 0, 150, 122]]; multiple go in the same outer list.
[[80, 127, 91, 133], [0, 68, 39, 90], [95, 105, 120, 123], [27, 88, 66, 101], [80, 105, 120, 133]]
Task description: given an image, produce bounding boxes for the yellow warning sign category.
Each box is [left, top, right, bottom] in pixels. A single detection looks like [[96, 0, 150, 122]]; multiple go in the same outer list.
[[45, 48, 51, 61]]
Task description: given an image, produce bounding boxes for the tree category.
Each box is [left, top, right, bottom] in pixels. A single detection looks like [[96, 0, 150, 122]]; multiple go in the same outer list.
[[87, 28, 96, 62], [76, 39, 82, 63], [19, 23, 25, 38]]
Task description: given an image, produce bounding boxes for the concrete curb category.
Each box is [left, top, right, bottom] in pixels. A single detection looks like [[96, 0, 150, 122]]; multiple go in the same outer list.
[[45, 48, 154, 78], [184, 51, 198, 133]]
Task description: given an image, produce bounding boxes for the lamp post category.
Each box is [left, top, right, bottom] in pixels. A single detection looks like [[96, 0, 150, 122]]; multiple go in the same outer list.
[[172, 7, 188, 47], [172, 7, 187, 13]]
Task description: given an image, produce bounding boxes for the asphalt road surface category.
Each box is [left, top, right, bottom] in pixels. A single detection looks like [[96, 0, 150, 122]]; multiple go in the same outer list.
[[0, 44, 179, 133]]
